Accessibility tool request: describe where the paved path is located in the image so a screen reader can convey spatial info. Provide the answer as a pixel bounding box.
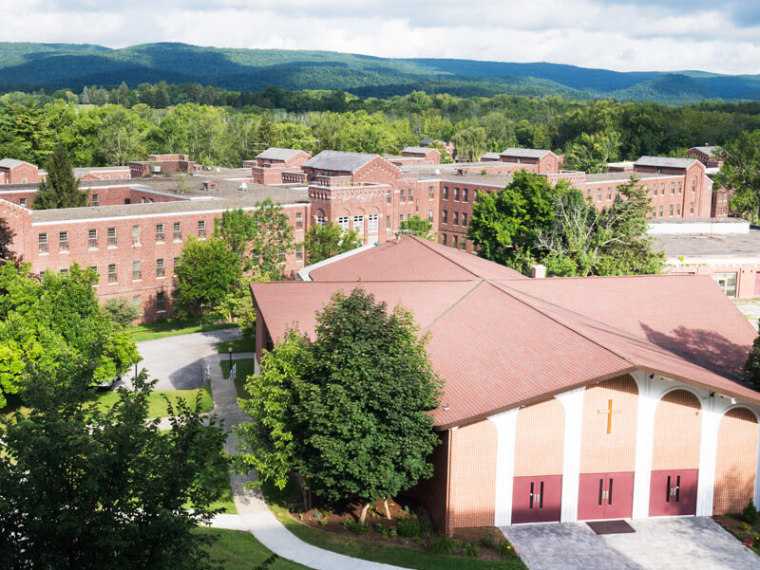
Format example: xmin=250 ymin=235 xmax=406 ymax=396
xmin=204 ymin=350 xmax=402 ymax=569
xmin=502 ymin=517 xmax=760 ymax=570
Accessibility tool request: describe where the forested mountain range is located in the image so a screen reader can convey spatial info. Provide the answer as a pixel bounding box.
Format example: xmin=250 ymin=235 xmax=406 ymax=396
xmin=2 ymin=42 xmax=760 ymax=105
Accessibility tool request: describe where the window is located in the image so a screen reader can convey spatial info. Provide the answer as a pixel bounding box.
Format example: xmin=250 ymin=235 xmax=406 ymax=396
xmin=473 ymin=189 xmax=478 ymax=201
xmin=408 ymin=188 xmax=413 ymax=201
xmin=59 ymin=231 xmax=69 ymax=252
xmin=89 ymin=265 xmax=98 ymax=279
xmin=88 ymin=229 xmax=97 ymax=249
xmin=19 ymin=198 xmax=27 ymax=207
xmin=690 ymin=202 xmax=694 ymax=214
xmin=660 ymin=183 xmax=665 ymax=195
xmin=198 ymin=220 xmax=206 ymax=239
xmin=132 ymin=225 xmax=141 ymax=246
xmin=156 ymin=258 xmax=165 ymax=278
xmin=399 ymin=214 xmax=405 ymax=223
xmin=155 ymin=223 xmax=165 ymax=242
xmin=296 ymin=248 xmax=303 ymax=261
xmin=107 ymin=227 xmax=116 ymax=247
xmin=353 ymin=215 xmax=364 ymax=232
xmin=463 ymin=189 xmax=469 ymax=202
xmin=678 ymin=182 xmax=682 ymax=194
xmin=454 ymin=187 xmax=460 ymax=201
xmin=428 ymin=210 xmax=433 ymax=221
xmin=462 ymin=213 xmax=468 ymax=226
xmin=316 ymin=215 xmax=326 ymax=226
xmin=400 ymin=189 xmax=406 ymax=203
xmin=133 ymin=296 xmax=142 ymax=311
xmin=108 ymin=263 xmax=117 ymax=284
xmin=441 ymin=233 xmax=447 ymax=246
xmin=676 ymin=204 xmax=681 ymax=215
xmin=156 ymin=291 xmax=166 ymax=313
xmin=387 ymin=191 xmax=392 ymax=204
xmin=173 ymin=222 xmax=181 ymax=241
xmin=442 ymin=210 xmax=448 ymax=224
xmin=173 ymin=257 xmax=180 ymax=274
xmin=671 ymin=182 xmax=675 ymax=194
xmin=607 ymin=187 xmax=612 ymax=200
xmin=132 ymin=261 xmax=142 ymax=281
xmin=59 ymin=268 xmax=69 ymax=276
xmin=91 ymin=194 xmax=99 ymax=207
xmin=338 ymin=216 xmax=349 ymax=233
xmin=691 ymin=180 xmax=696 ymax=193
xmin=386 ymin=216 xmax=391 ymax=230
xmin=713 ymin=272 xmax=737 ymax=298
xmin=295 ymin=212 xmax=303 ymax=229
xmin=669 ymin=204 xmax=674 ymax=217
xmin=429 ymin=186 xmax=434 ymax=199
xmin=587 ymin=189 xmax=592 ymax=199
xmin=453 ymin=212 xmax=459 ymax=225
xmin=452 ymin=235 xmax=458 ymax=248
xmin=443 ymin=186 xmax=449 ymax=200
xmin=368 ymin=214 xmax=378 ymax=233
xmin=461 ymin=238 xmax=467 ymax=251
xmin=659 ymin=205 xmax=663 ymax=216
xmin=597 ymin=188 xmax=602 ymax=202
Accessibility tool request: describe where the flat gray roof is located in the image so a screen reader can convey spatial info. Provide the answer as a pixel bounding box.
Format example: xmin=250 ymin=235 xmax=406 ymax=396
xmin=656 ymin=229 xmax=760 ymax=257
xmin=635 ymin=156 xmax=698 ymax=169
xmin=302 ymin=150 xmax=378 ymax=173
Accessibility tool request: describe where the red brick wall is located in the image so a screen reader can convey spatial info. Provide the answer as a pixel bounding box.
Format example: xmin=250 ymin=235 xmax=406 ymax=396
xmin=0 ymin=163 xmax=40 ymax=184
xmin=514 ymin=397 xmax=565 ymax=477
xmin=652 ymin=390 xmax=701 ymax=470
xmin=714 ymin=407 xmax=759 ymax=514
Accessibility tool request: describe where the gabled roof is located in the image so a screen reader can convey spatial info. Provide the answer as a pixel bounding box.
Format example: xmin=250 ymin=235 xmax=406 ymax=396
xmin=256 ymin=147 xmax=307 ymax=161
xmin=402 ymin=146 xmax=436 ymax=155
xmin=0 ymin=158 xmax=29 ymax=169
xmin=690 ymin=146 xmax=718 ymax=156
xmin=302 ymin=150 xmax=378 ymax=173
xmin=500 ymin=148 xmax=551 ymax=159
xmin=635 ymin=156 xmax=698 ymax=169
xmin=251 ymin=236 xmax=759 ymax=430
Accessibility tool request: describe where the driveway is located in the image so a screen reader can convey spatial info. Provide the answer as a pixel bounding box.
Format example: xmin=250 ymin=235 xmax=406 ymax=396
xmin=501 ymin=517 xmax=760 ymax=570
xmin=126 ymin=328 xmax=247 ymax=391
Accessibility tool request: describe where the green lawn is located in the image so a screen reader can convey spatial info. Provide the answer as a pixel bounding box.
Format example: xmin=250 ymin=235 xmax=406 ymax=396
xmin=196 ymin=527 xmax=308 ymax=569
xmin=130 ymin=318 xmax=236 ymax=342
xmin=1 ymin=385 xmax=214 ymax=421
xmin=220 ymin=358 xmax=255 ymax=400
xmin=263 ymin=483 xmax=525 ymax=570
xmin=216 ymin=337 xmax=255 ymax=355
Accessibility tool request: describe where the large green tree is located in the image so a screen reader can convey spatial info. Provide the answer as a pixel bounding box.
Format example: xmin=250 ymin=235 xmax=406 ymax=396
xmin=0 ymin=365 xmax=226 ymax=569
xmin=303 ymin=222 xmax=362 ymax=264
xmin=0 ymin=263 xmax=139 ymax=407
xmin=172 ymin=236 xmax=242 ymax=318
xmin=235 ymin=287 xmax=441 ymax=524
xmin=33 ymin=144 xmax=89 ymax=209
xmin=0 ymin=216 xmax=15 ymax=260
xmin=399 ymin=214 xmax=436 ymax=241
xmin=714 ymin=130 xmax=760 ymax=220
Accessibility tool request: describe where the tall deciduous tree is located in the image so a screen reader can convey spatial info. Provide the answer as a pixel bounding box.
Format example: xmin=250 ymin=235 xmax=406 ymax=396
xmin=235 ymin=287 xmax=441 ymax=524
xmin=173 ymin=236 xmax=242 ymax=318
xmin=714 ymin=130 xmax=760 ymax=220
xmin=304 ymin=222 xmax=362 ymax=264
xmin=0 ymin=366 xmax=226 ymax=569
xmin=33 ymin=144 xmax=89 ymax=209
xmin=0 ymin=216 xmax=16 ymax=260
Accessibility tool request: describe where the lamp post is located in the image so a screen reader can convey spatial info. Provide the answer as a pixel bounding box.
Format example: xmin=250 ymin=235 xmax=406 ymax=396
xmin=228 ymin=346 xmax=232 ymax=369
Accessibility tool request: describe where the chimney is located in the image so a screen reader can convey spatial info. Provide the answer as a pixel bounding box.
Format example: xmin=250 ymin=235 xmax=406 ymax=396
xmin=531 ymin=264 xmax=546 ymax=279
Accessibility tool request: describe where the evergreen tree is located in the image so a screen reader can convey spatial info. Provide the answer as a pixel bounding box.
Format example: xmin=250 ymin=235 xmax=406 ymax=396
xmin=743 ymin=334 xmax=760 ymax=391
xmin=33 ymin=144 xmax=89 ymax=209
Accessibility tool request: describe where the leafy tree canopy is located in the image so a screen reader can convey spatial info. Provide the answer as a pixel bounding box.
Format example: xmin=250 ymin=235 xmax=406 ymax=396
xmin=32 ymin=143 xmax=89 ymax=209
xmin=235 ymin=287 xmax=441 ymax=522
xmin=304 ymin=221 xmax=362 ymax=264
xmin=0 ymin=365 xmax=226 ymax=569
xmin=0 ymin=263 xmax=139 ymax=407
xmin=399 ymin=214 xmax=436 ymax=241
xmin=0 ymin=216 xmax=16 ymax=260
xmin=714 ymin=129 xmax=760 ymax=221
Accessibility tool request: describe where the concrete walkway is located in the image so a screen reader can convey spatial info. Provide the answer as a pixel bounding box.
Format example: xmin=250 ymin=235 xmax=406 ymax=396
xmin=502 ymin=517 xmax=760 ymax=570
xmin=206 ymin=352 xmax=403 ymax=570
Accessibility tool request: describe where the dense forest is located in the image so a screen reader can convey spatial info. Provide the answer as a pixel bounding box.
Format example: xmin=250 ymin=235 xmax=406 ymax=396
xmin=3 ymin=42 xmax=760 ymax=104
xmin=2 ymin=85 xmax=760 ymax=170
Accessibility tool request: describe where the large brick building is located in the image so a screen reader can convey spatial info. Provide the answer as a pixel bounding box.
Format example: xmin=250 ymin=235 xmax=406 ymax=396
xmin=0 ymin=145 xmax=738 ymax=322
xmin=251 ymin=236 xmax=760 ymax=533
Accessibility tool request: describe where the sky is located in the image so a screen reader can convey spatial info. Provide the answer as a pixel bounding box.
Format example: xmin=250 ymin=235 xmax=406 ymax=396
xmin=2 ymin=0 xmax=760 ymax=75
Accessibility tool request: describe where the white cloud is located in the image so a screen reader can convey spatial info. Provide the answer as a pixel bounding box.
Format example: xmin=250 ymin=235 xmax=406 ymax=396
xmin=0 ymin=0 xmax=758 ymax=74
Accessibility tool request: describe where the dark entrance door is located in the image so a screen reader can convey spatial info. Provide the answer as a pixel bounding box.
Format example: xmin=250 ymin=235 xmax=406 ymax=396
xmin=512 ymin=475 xmax=562 ymax=523
xmin=578 ymin=472 xmax=634 ymax=520
xmin=649 ymin=469 xmax=698 ymax=516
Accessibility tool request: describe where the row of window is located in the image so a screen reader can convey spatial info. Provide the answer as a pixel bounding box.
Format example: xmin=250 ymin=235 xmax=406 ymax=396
xmin=651 ymin=202 xmax=695 ymax=217
xmin=441 ymin=186 xmax=474 ymax=202
xmin=38 ymin=221 xmax=207 ymax=253
xmin=441 ymin=210 xmax=468 ymax=226
xmin=336 ymin=214 xmax=380 ymax=234
xmin=90 ymin=258 xmax=180 ymax=284
xmin=440 ymin=233 xmax=467 ymax=251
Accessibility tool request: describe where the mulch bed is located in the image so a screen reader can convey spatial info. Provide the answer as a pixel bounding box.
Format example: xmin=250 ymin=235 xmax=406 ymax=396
xmin=714 ymin=514 xmax=760 ymax=554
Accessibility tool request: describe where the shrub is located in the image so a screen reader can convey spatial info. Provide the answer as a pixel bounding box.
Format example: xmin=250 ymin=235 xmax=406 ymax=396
xmin=397 ymin=515 xmax=421 ymax=540
xmin=348 ymin=521 xmax=370 ymax=535
xmin=744 ymin=499 xmax=759 ymax=526
xmin=431 ymin=535 xmax=461 ymax=555
xmin=496 ymin=539 xmax=518 ymax=560
xmin=387 ymin=526 xmax=398 ymax=539
xmin=102 ymin=297 xmax=141 ymax=328
xmin=480 ymin=532 xmax=498 ymax=549
xmin=464 ymin=540 xmax=480 ymax=558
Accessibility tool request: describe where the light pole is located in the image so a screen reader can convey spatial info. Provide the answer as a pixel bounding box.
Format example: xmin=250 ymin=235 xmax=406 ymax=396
xmin=228 ymin=346 xmax=232 ymax=371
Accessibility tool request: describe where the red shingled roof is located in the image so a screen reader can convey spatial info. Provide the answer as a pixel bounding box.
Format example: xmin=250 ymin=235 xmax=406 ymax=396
xmin=252 ymin=236 xmax=759 ymax=429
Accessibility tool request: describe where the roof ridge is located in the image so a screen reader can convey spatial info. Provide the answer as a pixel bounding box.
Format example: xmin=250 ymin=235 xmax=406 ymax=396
xmin=407 ymin=236 xmax=485 ymax=280
xmin=488 ymin=280 xmax=636 ymax=368
xmin=422 ymin=280 xmax=485 ymax=332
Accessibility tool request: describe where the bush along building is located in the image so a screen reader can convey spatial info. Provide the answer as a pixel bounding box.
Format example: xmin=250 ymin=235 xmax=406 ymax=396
xmin=0 ymin=144 xmax=740 ymax=322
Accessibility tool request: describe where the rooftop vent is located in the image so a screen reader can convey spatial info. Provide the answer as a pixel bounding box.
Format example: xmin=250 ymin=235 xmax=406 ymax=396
xmin=238 ymin=182 xmax=248 ymax=192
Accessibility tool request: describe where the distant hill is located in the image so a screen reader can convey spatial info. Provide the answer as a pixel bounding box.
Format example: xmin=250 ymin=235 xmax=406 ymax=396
xmin=0 ymin=41 xmax=758 ymax=104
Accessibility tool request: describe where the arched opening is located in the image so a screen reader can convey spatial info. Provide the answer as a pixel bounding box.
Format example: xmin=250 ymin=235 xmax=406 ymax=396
xmin=714 ymin=407 xmax=759 ymax=514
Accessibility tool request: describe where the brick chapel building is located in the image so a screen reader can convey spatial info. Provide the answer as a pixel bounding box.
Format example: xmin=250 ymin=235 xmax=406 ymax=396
xmin=251 ymin=236 xmax=760 ymax=534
